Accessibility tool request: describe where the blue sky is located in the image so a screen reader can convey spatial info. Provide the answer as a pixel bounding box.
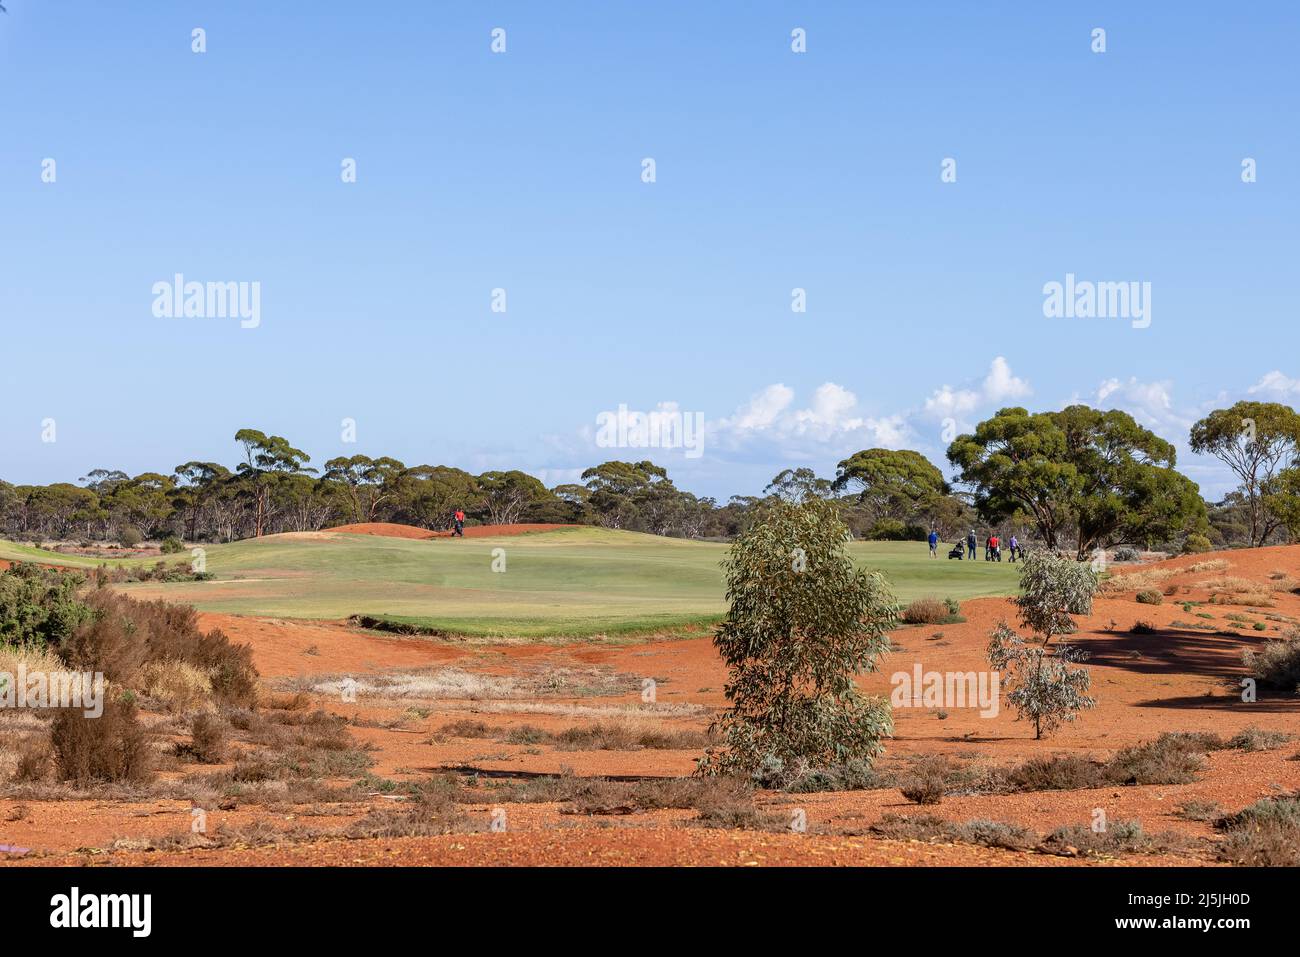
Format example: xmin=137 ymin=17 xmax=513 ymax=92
xmin=1 ymin=1 xmax=1296 ymax=500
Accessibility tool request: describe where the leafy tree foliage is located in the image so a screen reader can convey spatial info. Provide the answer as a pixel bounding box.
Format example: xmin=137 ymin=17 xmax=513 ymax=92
xmin=833 ymin=449 xmax=946 ymax=520
xmin=9 ymin=401 xmax=1296 ymax=552
xmin=234 ymin=430 xmax=315 ymax=537
xmin=698 ymin=498 xmax=897 ymax=777
xmin=579 ymin=460 xmax=693 ymax=533
xmin=476 ymin=470 xmax=551 ymax=526
xmin=0 ymin=564 xmax=91 ymax=649
xmin=390 ymin=465 xmax=479 ymax=530
xmin=764 ymin=467 xmax=833 ymax=504
xmin=1190 ymin=401 xmax=1300 ymax=546
xmin=322 ymin=455 xmax=407 ymax=524
xmin=988 ymin=623 xmax=1095 ymax=740
xmin=949 ymin=405 xmax=1205 ymax=557
xmin=987 ymin=552 xmax=1098 ymax=745
xmin=1266 ymin=466 xmax=1300 ymax=544
xmin=1014 ymin=548 xmax=1098 ymax=644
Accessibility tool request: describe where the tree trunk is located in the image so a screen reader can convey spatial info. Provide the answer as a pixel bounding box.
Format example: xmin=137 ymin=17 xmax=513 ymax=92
xmin=255 ymin=487 xmax=266 ymax=537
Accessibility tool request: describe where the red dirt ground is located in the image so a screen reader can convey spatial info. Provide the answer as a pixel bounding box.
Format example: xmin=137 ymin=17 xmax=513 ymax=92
xmin=4 ymin=544 xmax=1299 ymax=867
xmin=0 ymin=559 xmax=66 ymax=572
xmin=328 ymin=522 xmax=579 ymax=539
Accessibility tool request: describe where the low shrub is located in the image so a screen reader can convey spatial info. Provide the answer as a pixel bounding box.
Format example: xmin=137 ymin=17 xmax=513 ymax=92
xmin=61 ymin=591 xmax=258 ymax=706
xmin=1218 ymin=827 xmax=1300 ymax=866
xmin=137 ymin=661 xmax=213 ymax=711
xmin=1226 ymin=726 xmax=1292 ymax=752
xmin=1041 ymin=820 xmax=1191 ymax=858
xmin=957 ymin=819 xmax=1038 ymax=850
xmin=1175 ymin=800 xmax=1222 ymax=822
xmin=50 ymin=696 xmax=153 ymax=785
xmin=1182 ymin=534 xmax=1212 ymax=554
xmin=13 ymin=736 xmax=52 ymax=783
xmin=1215 ymin=796 xmax=1300 ymax=866
xmin=553 ymin=721 xmax=709 ymax=751
xmin=899 ymin=755 xmax=952 ymax=805
xmin=751 ymin=754 xmax=889 ymax=792
xmin=0 ymin=564 xmax=91 ymax=650
xmin=502 ymin=724 xmax=549 ymax=745
xmin=182 ymin=712 xmax=228 ymax=764
xmin=870 ymin=814 xmax=1037 ymax=851
xmin=981 ymin=732 xmax=1217 ymax=794
xmin=991 ymin=753 xmax=1103 ymax=793
xmin=865 ymin=519 xmax=926 ymax=542
xmin=1105 ymin=734 xmax=1205 ymax=785
xmin=691 ymin=776 xmax=782 ymax=830
xmin=438 ymin=720 xmax=493 ymax=739
xmin=345 ymin=776 xmax=473 ymax=838
xmin=901 ymin=598 xmax=950 ymax=625
xmin=1243 ymin=632 xmax=1300 ymax=691
xmin=1217 ymin=795 xmax=1300 ymax=832
xmin=1135 ymin=590 xmax=1163 ymax=605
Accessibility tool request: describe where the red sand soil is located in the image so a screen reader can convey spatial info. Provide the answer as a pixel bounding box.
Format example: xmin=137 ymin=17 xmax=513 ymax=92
xmin=0 ymin=559 xmax=69 ymax=571
xmin=328 ymin=522 xmax=578 ymax=539
xmin=5 ymin=544 xmax=1299 ymax=867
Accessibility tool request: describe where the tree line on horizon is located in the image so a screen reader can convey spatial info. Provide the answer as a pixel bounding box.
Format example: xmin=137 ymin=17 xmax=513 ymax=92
xmin=3 ymin=401 xmax=1299 ymax=556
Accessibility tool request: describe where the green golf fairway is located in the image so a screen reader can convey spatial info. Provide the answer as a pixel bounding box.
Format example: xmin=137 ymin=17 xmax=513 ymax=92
xmin=0 ymin=528 xmax=1019 ymax=638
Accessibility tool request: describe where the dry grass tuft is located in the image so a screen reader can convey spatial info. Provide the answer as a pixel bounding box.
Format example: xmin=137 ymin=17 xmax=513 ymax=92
xmin=900 ymin=598 xmax=950 ymax=625
xmin=1197 ymin=576 xmax=1261 ymax=593
xmin=1099 ymin=568 xmax=1177 ymax=594
xmin=137 ymin=661 xmax=213 ymax=712
xmin=1208 ymin=591 xmax=1275 ymax=608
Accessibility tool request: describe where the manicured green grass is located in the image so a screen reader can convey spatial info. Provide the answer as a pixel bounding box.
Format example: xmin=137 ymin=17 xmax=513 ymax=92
xmin=0 ymin=528 xmax=1019 ymax=638
xmin=0 ymin=540 xmax=190 ymax=570
xmin=0 ymin=540 xmax=156 ymax=568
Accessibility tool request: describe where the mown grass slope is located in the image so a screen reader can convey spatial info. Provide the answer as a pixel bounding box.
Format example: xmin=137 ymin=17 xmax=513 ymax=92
xmin=0 ymin=528 xmax=1019 ymax=637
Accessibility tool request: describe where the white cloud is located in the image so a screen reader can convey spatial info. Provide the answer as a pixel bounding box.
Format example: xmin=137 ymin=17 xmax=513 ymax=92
xmin=984 ymin=356 xmax=1032 ymax=402
xmin=728 ymin=383 xmax=794 ymax=431
xmin=1086 ymin=376 xmax=1199 ymax=439
xmin=707 ymin=357 xmax=1028 ymax=479
xmin=922 ymin=356 xmax=1031 ymax=425
xmin=1080 ymin=376 xmax=1245 ymax=496
xmin=715 ymin=382 xmax=909 ymax=452
xmin=547 ymin=363 xmax=1283 ymax=501
xmin=1095 ymin=376 xmax=1173 ymax=414
xmin=1247 ymin=370 xmax=1300 ymax=396
xmin=787 ymin=383 xmax=864 ymax=438
xmin=922 ymin=384 xmax=981 ymax=420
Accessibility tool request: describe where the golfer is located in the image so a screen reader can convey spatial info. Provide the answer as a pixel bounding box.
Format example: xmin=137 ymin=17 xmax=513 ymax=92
xmin=928 ymin=528 xmax=939 ymax=558
xmin=453 ymin=508 xmax=465 ymax=537
xmin=1009 ymin=534 xmax=1019 ymax=562
xmin=967 ymin=529 xmax=977 ymax=560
